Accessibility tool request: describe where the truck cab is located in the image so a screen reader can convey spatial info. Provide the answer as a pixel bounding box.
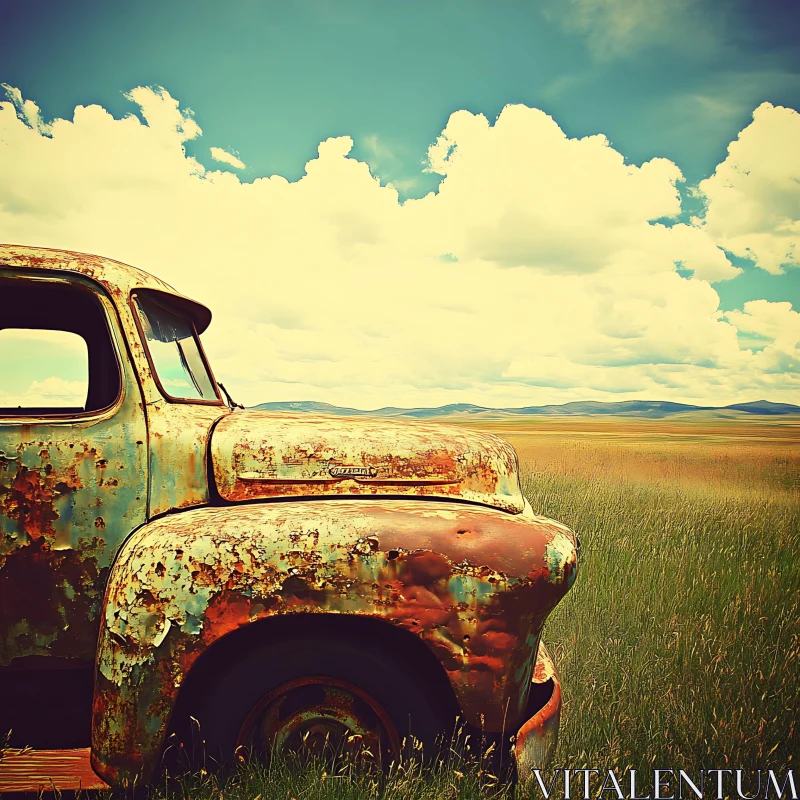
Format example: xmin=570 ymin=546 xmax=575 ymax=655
xmin=0 ymin=244 xmax=577 ymax=790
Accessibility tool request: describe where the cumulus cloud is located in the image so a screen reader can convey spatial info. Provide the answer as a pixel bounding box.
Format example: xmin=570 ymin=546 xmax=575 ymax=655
xmin=1 ymin=82 xmax=52 ymax=134
xmin=0 ymin=84 xmax=795 ymax=407
xmin=725 ymin=300 xmax=800 ymax=373
xmin=0 ymin=377 xmax=88 ymax=408
xmin=125 ymin=85 xmax=202 ymax=141
xmin=210 ymin=147 xmax=246 ymax=169
xmin=698 ymin=102 xmax=800 ymax=275
xmin=420 ymin=106 xmax=736 ymax=278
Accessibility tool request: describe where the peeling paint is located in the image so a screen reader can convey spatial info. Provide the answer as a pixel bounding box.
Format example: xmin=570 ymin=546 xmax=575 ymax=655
xmin=92 ymin=499 xmax=577 ymax=783
xmin=212 ymin=411 xmax=524 ymax=512
xmin=147 ymin=402 xmax=226 ymax=516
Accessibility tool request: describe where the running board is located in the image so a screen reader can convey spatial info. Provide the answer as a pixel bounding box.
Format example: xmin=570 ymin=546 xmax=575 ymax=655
xmin=0 ymin=748 xmax=109 ymax=792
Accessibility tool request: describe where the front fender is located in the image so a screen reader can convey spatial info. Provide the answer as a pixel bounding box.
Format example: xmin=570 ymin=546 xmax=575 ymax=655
xmin=91 ymin=499 xmax=576 ymax=785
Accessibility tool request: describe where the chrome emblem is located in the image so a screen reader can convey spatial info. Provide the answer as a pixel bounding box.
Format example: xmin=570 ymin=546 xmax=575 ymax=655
xmin=329 ymin=465 xmax=378 ymax=479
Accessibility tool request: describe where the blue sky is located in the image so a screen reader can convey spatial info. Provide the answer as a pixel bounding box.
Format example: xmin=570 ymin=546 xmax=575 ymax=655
xmin=1 ymin=0 xmax=799 ymax=406
xmin=4 ymin=0 xmax=798 ymax=179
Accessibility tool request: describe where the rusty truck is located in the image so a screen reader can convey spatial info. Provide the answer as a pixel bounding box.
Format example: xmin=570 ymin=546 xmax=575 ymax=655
xmin=0 ymin=244 xmax=578 ymax=791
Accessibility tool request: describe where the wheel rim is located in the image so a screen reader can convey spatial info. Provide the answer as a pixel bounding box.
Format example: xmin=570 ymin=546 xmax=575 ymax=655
xmin=236 ymin=676 xmax=402 ymax=768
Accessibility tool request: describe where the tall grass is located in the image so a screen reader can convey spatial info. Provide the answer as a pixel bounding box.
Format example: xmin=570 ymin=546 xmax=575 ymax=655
xmin=145 ymin=737 xmax=507 ymax=800
xmin=513 ymin=432 xmax=800 ymax=780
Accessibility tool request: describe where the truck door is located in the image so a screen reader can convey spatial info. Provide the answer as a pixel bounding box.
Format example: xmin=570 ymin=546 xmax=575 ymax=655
xmin=0 ymin=272 xmax=149 ymax=672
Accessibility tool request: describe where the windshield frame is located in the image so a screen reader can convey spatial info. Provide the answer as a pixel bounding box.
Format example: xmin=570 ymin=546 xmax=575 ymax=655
xmin=130 ymin=290 xmax=224 ymax=406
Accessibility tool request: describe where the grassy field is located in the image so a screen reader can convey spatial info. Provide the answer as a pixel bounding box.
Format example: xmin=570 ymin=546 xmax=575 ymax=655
xmin=479 ymin=415 xmax=800 ymax=781
xmin=17 ymin=414 xmax=800 ymax=799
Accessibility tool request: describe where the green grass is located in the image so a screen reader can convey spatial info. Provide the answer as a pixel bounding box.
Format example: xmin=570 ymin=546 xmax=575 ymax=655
xmin=142 ymin=741 xmax=509 ymax=800
xmin=525 ymin=466 xmax=799 ymax=776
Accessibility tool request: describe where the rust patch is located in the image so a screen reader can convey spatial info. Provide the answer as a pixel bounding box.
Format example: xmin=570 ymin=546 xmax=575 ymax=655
xmin=516 ymin=643 xmax=561 ymax=780
xmin=92 ymin=498 xmax=577 ymax=784
xmin=147 ymin=403 xmax=226 ymax=516
xmin=1 ymin=411 xmax=148 ymax=665
xmin=211 ymin=411 xmax=525 ymax=512
xmin=0 ymin=455 xmax=105 ymax=661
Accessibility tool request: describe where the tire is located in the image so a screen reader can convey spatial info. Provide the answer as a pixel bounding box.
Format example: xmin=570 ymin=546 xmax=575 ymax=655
xmin=167 ymin=630 xmax=453 ymax=773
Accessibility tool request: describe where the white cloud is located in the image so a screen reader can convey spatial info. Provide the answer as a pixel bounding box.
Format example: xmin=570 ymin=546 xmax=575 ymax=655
xmin=0 ymin=377 xmax=87 ymax=408
xmin=1 ymin=82 xmax=52 ymax=135
xmin=0 ymin=85 xmax=795 ymax=408
xmin=210 ymin=147 xmax=246 ymax=169
xmin=125 ymin=85 xmax=201 ymax=142
xmin=698 ymin=102 xmax=800 ymax=275
xmin=659 ymin=223 xmax=741 ymax=281
xmin=725 ymin=301 xmax=800 ymax=373
xmin=420 ymin=106 xmax=691 ymax=274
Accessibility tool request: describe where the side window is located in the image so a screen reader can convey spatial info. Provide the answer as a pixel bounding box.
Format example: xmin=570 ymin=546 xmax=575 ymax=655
xmin=0 ymin=278 xmax=121 ymax=416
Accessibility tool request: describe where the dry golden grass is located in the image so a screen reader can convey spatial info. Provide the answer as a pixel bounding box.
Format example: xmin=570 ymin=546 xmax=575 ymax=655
xmin=458 ymin=415 xmax=800 ymax=498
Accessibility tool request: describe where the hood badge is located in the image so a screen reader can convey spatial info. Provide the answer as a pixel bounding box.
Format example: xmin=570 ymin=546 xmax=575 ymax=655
xmin=329 ymin=465 xmax=378 ymax=479
xmin=238 ymin=464 xmax=459 ymax=486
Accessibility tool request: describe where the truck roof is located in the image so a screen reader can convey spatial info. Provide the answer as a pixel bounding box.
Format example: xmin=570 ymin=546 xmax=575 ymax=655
xmin=0 ymin=243 xmax=212 ymax=333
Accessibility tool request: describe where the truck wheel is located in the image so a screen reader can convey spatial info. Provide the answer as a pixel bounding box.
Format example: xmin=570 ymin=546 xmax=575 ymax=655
xmin=173 ymin=633 xmax=452 ymax=772
xmin=237 ymin=675 xmax=401 ymax=767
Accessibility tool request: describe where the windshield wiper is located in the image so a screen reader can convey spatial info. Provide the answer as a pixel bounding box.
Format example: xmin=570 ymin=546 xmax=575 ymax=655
xmin=218 ymin=382 xmax=245 ymax=411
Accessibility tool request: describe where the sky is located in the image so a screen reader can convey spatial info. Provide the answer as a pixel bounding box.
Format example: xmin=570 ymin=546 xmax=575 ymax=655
xmin=1 ymin=0 xmax=799 ymax=408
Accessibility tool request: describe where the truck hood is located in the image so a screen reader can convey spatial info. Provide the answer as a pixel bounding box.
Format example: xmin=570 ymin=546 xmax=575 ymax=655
xmin=210 ymin=410 xmax=525 ymax=514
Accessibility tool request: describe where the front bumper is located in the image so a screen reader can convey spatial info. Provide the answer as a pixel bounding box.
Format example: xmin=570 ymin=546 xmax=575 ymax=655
xmin=514 ymin=642 xmax=562 ymax=782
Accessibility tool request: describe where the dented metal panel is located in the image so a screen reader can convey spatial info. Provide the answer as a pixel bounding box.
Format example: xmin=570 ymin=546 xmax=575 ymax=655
xmin=147 ymin=402 xmax=227 ymax=516
xmin=516 ymin=642 xmax=562 ymax=779
xmin=92 ymin=499 xmax=577 ymax=784
xmin=212 ymin=411 xmax=525 ymax=513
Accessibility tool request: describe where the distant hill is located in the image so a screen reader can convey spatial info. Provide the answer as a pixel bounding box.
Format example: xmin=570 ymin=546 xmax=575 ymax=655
xmin=252 ymin=399 xmax=800 ymax=419
xmin=723 ymin=400 xmax=800 ymax=415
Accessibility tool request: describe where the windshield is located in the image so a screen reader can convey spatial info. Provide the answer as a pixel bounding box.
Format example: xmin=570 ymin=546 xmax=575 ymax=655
xmin=134 ymin=293 xmax=219 ymax=402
